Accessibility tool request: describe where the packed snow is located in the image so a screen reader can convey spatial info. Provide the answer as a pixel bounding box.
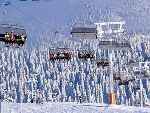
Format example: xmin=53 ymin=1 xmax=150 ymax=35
xmin=1 ymin=102 xmax=150 ymax=113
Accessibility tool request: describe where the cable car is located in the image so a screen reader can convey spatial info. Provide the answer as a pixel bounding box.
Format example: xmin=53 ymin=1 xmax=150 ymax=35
xmin=113 ymin=74 xmax=121 ymax=81
xmin=98 ymin=40 xmax=131 ymax=50
xmin=78 ymin=49 xmax=95 ymax=60
xmin=96 ymin=59 xmax=110 ymax=68
xmin=70 ymin=26 xmax=97 ymax=39
xmin=0 ymin=24 xmax=27 ymax=46
xmin=49 ymin=48 xmax=72 ymax=61
xmin=118 ymin=80 xmax=129 ymax=85
xmin=118 ymin=76 xmax=135 ymax=86
xmin=134 ymin=70 xmax=145 ymax=76
xmin=133 ymin=84 xmax=140 ymax=90
xmin=49 ymin=48 xmax=56 ymax=61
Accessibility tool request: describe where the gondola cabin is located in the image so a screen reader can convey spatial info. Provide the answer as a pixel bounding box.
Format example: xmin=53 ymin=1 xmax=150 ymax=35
xmin=118 ymin=80 xmax=129 ymax=86
xmin=133 ymin=84 xmax=140 ymax=90
xmin=134 ymin=70 xmax=145 ymax=75
xmin=95 ymin=21 xmax=125 ymax=38
xmin=98 ymin=40 xmax=131 ymax=50
xmin=96 ymin=59 xmax=110 ymax=68
xmin=78 ymin=49 xmax=95 ymax=60
xmin=49 ymin=48 xmax=72 ymax=61
xmin=49 ymin=48 xmax=56 ymax=61
xmin=118 ymin=76 xmax=135 ymax=86
xmin=71 ymin=26 xmax=97 ymax=39
xmin=113 ymin=73 xmax=121 ymax=81
xmin=0 ymin=24 xmax=27 ymax=46
xmin=128 ymin=59 xmax=137 ymax=66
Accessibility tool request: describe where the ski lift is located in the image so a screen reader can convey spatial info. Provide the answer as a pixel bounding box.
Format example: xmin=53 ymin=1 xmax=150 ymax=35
xmin=96 ymin=59 xmax=110 ymax=68
xmin=0 ymin=24 xmax=27 ymax=46
xmin=49 ymin=48 xmax=72 ymax=61
xmin=134 ymin=70 xmax=145 ymax=76
xmin=113 ymin=73 xmax=121 ymax=81
xmin=78 ymin=49 xmax=95 ymax=60
xmin=128 ymin=59 xmax=136 ymax=66
xmin=98 ymin=40 xmax=131 ymax=49
xmin=49 ymin=48 xmax=56 ymax=61
xmin=71 ymin=26 xmax=97 ymax=39
xmin=118 ymin=80 xmax=129 ymax=86
xmin=95 ymin=21 xmax=125 ymax=38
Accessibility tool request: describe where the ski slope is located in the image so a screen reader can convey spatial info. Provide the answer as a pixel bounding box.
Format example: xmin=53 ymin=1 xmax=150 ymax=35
xmin=1 ymin=102 xmax=150 ymax=113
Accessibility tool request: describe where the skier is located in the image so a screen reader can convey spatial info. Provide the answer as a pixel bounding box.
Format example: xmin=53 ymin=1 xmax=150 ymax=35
xmin=30 ymin=98 xmax=34 ymax=103
xmin=79 ymin=96 xmax=82 ymax=103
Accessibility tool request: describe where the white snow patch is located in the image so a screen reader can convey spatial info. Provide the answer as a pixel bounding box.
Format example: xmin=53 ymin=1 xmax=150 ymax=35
xmin=1 ymin=102 xmax=150 ymax=113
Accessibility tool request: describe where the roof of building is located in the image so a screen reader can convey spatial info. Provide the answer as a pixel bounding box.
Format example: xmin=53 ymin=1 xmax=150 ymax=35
xmin=71 ymin=27 xmax=97 ymax=34
xmin=98 ymin=41 xmax=131 ymax=48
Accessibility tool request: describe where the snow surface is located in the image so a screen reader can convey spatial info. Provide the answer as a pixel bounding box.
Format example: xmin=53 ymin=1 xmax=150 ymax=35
xmin=1 ymin=102 xmax=150 ymax=113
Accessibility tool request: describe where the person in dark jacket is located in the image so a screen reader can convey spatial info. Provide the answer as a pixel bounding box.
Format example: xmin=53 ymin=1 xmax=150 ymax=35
xmin=79 ymin=96 xmax=82 ymax=103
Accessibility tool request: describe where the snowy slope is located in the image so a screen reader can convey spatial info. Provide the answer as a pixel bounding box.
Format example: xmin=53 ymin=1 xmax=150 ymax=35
xmin=0 ymin=39 xmax=150 ymax=106
xmin=2 ymin=102 xmax=150 ymax=113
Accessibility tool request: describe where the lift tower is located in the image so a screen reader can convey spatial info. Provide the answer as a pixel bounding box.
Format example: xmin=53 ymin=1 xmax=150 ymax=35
xmin=95 ymin=21 xmax=132 ymax=104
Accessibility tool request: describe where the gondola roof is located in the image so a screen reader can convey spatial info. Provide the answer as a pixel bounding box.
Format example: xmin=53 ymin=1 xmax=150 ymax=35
xmin=71 ymin=27 xmax=97 ymax=34
xmin=0 ymin=24 xmax=26 ymax=35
